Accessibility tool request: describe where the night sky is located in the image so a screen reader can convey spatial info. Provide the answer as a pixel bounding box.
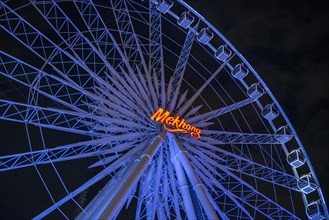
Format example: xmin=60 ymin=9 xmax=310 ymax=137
xmin=0 ymin=0 xmax=328 ymax=219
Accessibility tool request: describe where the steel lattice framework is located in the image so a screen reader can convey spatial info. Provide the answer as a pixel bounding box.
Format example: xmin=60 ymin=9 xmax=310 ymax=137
xmin=0 ymin=0 xmax=327 ymax=219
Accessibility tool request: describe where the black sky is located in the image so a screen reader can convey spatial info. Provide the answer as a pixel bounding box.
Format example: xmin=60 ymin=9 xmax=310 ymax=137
xmin=0 ymin=0 xmax=328 ymax=219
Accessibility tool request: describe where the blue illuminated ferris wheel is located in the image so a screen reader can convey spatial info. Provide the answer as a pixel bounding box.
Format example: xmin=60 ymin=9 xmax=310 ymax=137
xmin=0 ymin=0 xmax=327 ymax=219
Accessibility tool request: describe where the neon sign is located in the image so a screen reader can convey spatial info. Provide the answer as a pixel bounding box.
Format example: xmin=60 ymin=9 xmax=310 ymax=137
xmin=150 ymin=108 xmax=201 ymax=139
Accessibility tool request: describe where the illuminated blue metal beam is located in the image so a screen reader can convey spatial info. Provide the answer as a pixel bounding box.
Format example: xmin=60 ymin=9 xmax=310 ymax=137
xmin=198 ymin=130 xmax=293 ymax=145
xmin=0 ymin=52 xmax=152 ymax=131
xmin=189 ymin=154 xmax=250 ymax=219
xmin=0 ymin=2 xmax=105 ymax=92
xmin=149 ymin=1 xmax=164 ymax=85
xmin=169 ymin=24 xmax=198 ymax=112
xmin=0 ymin=51 xmax=101 ymax=113
xmin=0 ymin=99 xmax=93 ymax=135
xmin=0 ymin=140 xmax=107 ymax=172
xmin=186 ymin=142 xmax=299 ymax=191
xmin=33 ymin=164 xmax=129 ymax=220
xmin=177 ymin=54 xmax=235 ymax=116
xmin=74 ymin=0 xmax=159 ymax=113
xmin=30 ymin=0 xmax=117 ymax=89
xmin=0 ymin=134 xmax=149 ymax=172
xmin=0 ymin=99 xmax=147 ymax=135
xmin=109 ymin=0 xmax=159 ymax=112
xmin=104 ymin=66 xmax=156 ymax=115
xmin=187 ymin=95 xmax=262 ymax=125
xmin=110 ymin=0 xmax=149 ymax=75
xmin=74 ymin=0 xmax=143 ymax=88
xmin=216 ymin=167 xmax=299 ymax=219
xmin=73 ymin=1 xmax=152 ymax=104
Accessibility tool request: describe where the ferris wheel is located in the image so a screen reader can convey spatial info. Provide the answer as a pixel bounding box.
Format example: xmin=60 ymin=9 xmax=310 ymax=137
xmin=0 ymin=0 xmax=328 ymax=219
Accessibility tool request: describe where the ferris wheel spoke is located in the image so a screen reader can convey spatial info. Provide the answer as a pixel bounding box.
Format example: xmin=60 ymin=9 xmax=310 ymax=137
xmin=31 ymin=1 xmax=123 ymax=88
xmin=216 ymin=167 xmax=299 ymax=219
xmin=188 ymin=155 xmax=221 ymax=195
xmin=187 ymin=95 xmax=261 ymax=125
xmin=175 ymin=89 xmax=189 ymax=111
xmin=160 ymin=64 xmax=167 ymax=108
xmin=186 ymin=142 xmax=298 ymax=191
xmin=92 ymin=85 xmax=149 ymax=122
xmin=75 ymin=2 xmax=151 ymax=103
xmin=171 ymin=24 xmax=198 ymax=86
xmin=149 ymin=2 xmax=164 ymax=82
xmin=187 ymin=134 xmax=285 ymax=174
xmin=177 ymin=54 xmax=235 ymax=116
xmin=152 ymin=69 xmax=160 ymax=103
xmin=137 ymin=64 xmax=158 ymax=111
xmin=166 ymin=76 xmax=174 ymax=104
xmin=34 ymin=0 xmax=149 ymax=96
xmin=2 ymin=54 xmax=122 ymax=117
xmin=202 ymin=187 xmax=230 ymax=220
xmin=0 ymin=51 xmax=126 ymax=117
xmin=0 ymin=138 xmax=108 ymax=172
xmin=131 ymin=66 xmax=154 ymax=112
xmin=0 ymin=99 xmax=99 ymax=135
xmin=110 ymin=0 xmax=148 ymax=76
xmin=0 ymin=98 xmax=148 ymax=135
xmin=34 ymin=163 xmax=128 ymax=220
xmin=169 ymin=24 xmax=198 ymax=112
xmin=91 ymin=85 xmax=146 ymax=120
xmin=199 ymin=130 xmax=293 ymax=145
xmin=115 ymin=66 xmax=155 ymax=115
xmin=189 ymin=155 xmax=252 ymax=219
xmin=101 ymin=70 xmax=144 ymax=108
xmin=73 ymin=1 xmax=133 ymax=75
xmin=0 ymin=133 xmax=149 ymax=172
xmin=113 ymin=66 xmax=145 ymax=102
xmin=187 ymin=146 xmax=226 ymax=180
xmin=226 ymin=162 xmax=298 ymax=191
xmin=184 ymin=104 xmax=203 ymax=118
xmin=0 ymin=2 xmax=106 ymax=91
xmin=114 ymin=1 xmax=163 ymax=111
xmin=85 ymin=100 xmax=148 ymax=128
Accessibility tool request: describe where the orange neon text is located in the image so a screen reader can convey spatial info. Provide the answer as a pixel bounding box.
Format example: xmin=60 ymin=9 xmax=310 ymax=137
xmin=150 ymin=108 xmax=201 ymax=138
